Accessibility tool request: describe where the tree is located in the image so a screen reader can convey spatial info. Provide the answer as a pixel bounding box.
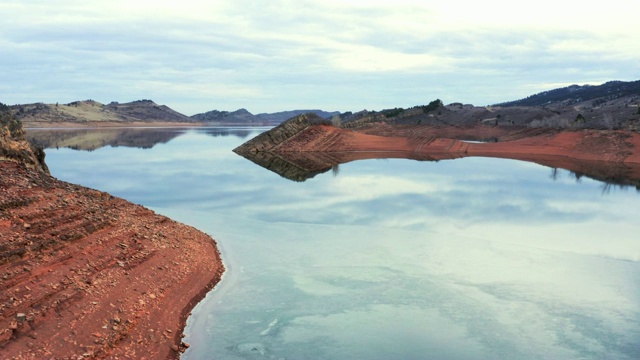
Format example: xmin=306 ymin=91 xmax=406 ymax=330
xmin=383 ymin=108 xmax=405 ymax=118
xmin=422 ymin=99 xmax=443 ymax=113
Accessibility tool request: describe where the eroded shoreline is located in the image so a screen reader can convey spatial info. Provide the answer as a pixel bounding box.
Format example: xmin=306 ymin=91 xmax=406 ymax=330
xmin=234 ymin=115 xmax=640 ymax=183
xmin=0 ymin=161 xmax=224 ymax=359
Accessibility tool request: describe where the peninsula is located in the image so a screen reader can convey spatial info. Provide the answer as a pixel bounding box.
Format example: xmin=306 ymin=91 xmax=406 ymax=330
xmin=234 ymin=81 xmax=640 ymax=185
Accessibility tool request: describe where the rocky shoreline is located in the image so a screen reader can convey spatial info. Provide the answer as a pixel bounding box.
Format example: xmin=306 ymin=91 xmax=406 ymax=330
xmin=0 ymin=161 xmax=224 ymax=359
xmin=1 ymin=113 xmax=224 ymax=358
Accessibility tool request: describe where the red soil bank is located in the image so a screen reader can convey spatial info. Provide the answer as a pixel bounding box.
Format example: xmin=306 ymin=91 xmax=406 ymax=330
xmin=278 ymin=124 xmax=640 ymax=166
xmin=0 ymin=161 xmax=223 ymax=359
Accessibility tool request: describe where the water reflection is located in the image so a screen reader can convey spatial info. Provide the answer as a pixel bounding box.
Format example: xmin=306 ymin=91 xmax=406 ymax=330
xmin=202 ymin=128 xmax=252 ymax=139
xmin=39 ymin=128 xmax=640 ymax=360
xmin=33 ymin=126 xmax=640 ymax=191
xmin=26 ymin=126 xmax=255 ymax=151
xmin=235 ymin=147 xmax=640 ymax=191
xmin=550 ymin=167 xmax=640 ymax=193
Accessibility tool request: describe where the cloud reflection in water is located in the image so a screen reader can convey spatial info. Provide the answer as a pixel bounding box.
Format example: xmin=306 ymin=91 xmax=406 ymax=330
xmin=40 ymin=128 xmax=640 ymax=360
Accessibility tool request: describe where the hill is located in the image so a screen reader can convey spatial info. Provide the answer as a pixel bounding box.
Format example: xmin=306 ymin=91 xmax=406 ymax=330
xmin=337 ymin=81 xmax=640 ymax=131
xmin=494 ymin=80 xmax=640 ymax=107
xmin=6 ymin=79 xmax=640 ymax=129
xmin=7 ymin=98 xmax=341 ymax=127
xmin=190 ymin=108 xmax=339 ymax=125
xmin=190 ymin=108 xmax=258 ymax=124
xmin=255 ymin=109 xmax=340 ymax=124
xmin=10 ymin=99 xmax=195 ymax=127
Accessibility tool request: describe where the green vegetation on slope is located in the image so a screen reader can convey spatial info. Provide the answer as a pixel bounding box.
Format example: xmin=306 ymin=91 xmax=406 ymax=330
xmin=0 ymin=102 xmax=48 ymax=172
xmin=1 ymin=102 xmax=25 ymax=139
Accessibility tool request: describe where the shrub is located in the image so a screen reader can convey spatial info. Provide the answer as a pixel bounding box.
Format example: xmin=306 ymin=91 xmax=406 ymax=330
xmin=383 ymin=108 xmax=405 ymax=118
xmin=421 ymin=99 xmax=444 ymax=113
xmin=0 ymin=102 xmax=25 ymax=139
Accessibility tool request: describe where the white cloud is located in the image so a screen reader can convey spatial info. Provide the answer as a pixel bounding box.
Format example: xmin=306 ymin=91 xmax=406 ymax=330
xmin=1 ymin=0 xmax=639 ymax=113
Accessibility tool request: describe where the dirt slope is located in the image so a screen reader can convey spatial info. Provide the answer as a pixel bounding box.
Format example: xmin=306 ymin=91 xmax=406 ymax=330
xmin=0 ymin=162 xmax=223 ymax=359
xmin=1 ymin=107 xmax=224 ymax=359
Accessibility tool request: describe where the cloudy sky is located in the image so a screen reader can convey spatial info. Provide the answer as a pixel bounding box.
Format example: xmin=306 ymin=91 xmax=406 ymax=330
xmin=1 ymin=0 xmax=639 ymax=115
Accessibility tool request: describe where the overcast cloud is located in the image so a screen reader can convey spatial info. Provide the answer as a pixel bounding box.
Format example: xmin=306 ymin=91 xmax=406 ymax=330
xmin=1 ymin=0 xmax=638 ymax=114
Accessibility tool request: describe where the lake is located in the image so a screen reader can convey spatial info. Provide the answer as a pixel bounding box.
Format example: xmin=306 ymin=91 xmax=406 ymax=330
xmin=30 ymin=127 xmax=640 ymax=360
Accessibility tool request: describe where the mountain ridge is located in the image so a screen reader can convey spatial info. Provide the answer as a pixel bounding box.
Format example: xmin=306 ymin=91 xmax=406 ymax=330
xmin=9 ymin=99 xmax=341 ymax=127
xmin=336 ymin=80 xmax=640 ymax=131
xmin=5 ymin=79 xmax=640 ymax=128
xmin=10 ymin=99 xmax=194 ymax=127
xmin=494 ymin=80 xmax=640 ymax=107
xmin=190 ymin=108 xmax=340 ymax=124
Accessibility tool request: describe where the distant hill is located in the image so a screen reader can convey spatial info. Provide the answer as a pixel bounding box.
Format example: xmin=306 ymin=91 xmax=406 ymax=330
xmin=7 ymin=79 xmax=640 ymax=130
xmin=255 ymin=110 xmax=340 ymax=124
xmin=338 ymin=80 xmax=640 ymax=131
xmin=494 ymin=80 xmax=640 ymax=107
xmin=10 ymin=99 xmax=195 ymax=127
xmin=191 ymin=108 xmax=339 ymax=125
xmin=190 ymin=108 xmax=258 ymax=123
xmin=103 ymin=100 xmax=192 ymax=122
xmin=9 ymin=98 xmax=341 ymax=127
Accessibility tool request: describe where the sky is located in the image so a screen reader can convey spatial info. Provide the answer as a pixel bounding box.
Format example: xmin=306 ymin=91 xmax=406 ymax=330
xmin=1 ymin=0 xmax=639 ymax=115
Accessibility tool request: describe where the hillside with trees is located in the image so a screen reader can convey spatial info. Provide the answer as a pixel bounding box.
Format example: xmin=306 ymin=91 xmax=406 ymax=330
xmin=337 ymin=81 xmax=640 ymax=131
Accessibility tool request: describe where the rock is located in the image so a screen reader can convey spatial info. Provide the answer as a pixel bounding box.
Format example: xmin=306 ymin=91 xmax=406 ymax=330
xmin=233 ymin=113 xmax=328 ymax=154
xmin=0 ymin=329 xmax=13 ymax=342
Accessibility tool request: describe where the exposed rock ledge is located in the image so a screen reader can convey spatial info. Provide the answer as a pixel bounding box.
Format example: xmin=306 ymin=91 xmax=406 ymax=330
xmin=1 ymin=112 xmax=223 ymax=358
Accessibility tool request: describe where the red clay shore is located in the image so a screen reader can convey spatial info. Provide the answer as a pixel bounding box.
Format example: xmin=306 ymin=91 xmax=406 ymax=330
xmin=0 ymin=161 xmax=223 ymax=359
xmin=235 ymin=118 xmax=640 ymax=182
xmin=278 ymin=123 xmax=640 ymax=169
xmin=276 ymin=123 xmax=640 ymax=164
